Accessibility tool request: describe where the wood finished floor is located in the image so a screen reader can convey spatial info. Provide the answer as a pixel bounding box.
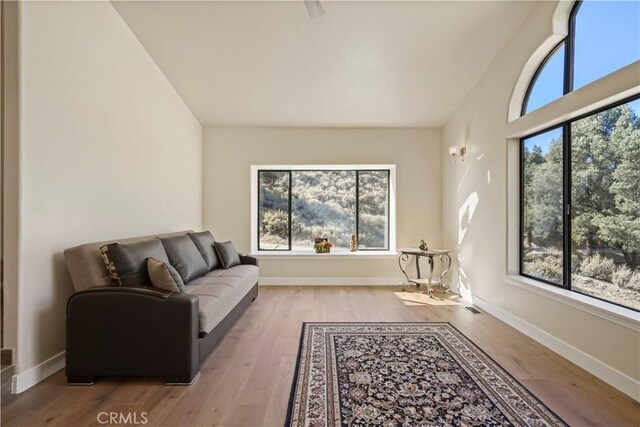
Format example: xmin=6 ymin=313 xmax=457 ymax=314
xmin=1 ymin=286 xmax=638 ymax=426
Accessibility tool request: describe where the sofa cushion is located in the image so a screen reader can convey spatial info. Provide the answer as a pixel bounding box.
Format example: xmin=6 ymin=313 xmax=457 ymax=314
xmin=214 ymin=241 xmax=242 ymax=269
xmin=160 ymin=235 xmax=209 ymax=283
xmin=188 ymin=231 xmax=220 ymax=271
xmin=101 ymin=239 xmax=170 ymax=287
xmin=147 ymin=257 xmax=185 ymax=293
xmin=184 ymin=264 xmax=259 ymax=333
xmin=206 ymin=264 xmax=259 ymax=279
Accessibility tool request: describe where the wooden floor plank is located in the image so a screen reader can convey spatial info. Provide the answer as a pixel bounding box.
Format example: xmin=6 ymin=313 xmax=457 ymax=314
xmin=1 ymin=286 xmax=638 ymax=426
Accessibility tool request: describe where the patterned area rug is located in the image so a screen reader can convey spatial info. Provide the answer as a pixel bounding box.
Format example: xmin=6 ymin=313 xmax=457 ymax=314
xmin=286 ymin=322 xmax=566 ymax=427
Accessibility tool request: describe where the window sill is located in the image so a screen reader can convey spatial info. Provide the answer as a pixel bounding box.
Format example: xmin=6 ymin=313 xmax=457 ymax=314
xmin=505 ymin=275 xmax=640 ymax=331
xmin=251 ymin=250 xmax=398 ymax=260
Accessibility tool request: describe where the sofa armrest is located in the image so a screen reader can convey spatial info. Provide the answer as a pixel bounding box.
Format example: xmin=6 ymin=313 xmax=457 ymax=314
xmin=239 ymin=254 xmax=258 ymax=266
xmin=66 ymin=286 xmax=200 ymax=383
xmin=66 ymin=286 xmax=174 ymax=307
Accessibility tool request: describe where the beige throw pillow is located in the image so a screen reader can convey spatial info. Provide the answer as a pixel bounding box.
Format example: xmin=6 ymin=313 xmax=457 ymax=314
xmin=147 ymin=257 xmax=185 ymax=293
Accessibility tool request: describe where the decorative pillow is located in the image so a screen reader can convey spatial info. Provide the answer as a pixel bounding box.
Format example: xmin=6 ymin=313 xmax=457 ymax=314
xmin=160 ymin=235 xmax=209 ymax=283
xmin=101 ymin=239 xmax=170 ymax=287
xmin=147 ymin=257 xmax=184 ymax=293
xmin=214 ymin=241 xmax=242 ymax=269
xmin=188 ymin=231 xmax=220 ymax=270
xmin=100 ymin=244 xmax=122 ymax=286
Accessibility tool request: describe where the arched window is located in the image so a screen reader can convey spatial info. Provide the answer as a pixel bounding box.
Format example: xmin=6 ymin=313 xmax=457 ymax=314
xmin=522 ymin=0 xmax=640 ymax=115
xmin=522 ymin=42 xmax=565 ymax=114
xmin=519 ymin=0 xmax=640 ymax=311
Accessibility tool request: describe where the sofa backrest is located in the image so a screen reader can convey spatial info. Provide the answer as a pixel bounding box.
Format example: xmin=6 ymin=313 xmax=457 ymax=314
xmin=64 ymin=230 xmax=193 ymax=292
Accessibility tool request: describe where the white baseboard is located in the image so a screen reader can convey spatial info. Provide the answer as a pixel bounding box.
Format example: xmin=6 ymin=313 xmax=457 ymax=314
xmin=472 ymin=294 xmax=640 ymax=402
xmin=260 ymin=277 xmax=405 ymax=286
xmin=12 ymin=351 xmax=65 ymax=394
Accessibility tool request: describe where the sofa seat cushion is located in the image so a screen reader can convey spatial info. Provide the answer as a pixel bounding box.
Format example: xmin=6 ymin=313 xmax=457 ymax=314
xmin=184 ymin=265 xmax=259 ymax=333
xmin=203 ymin=264 xmax=258 ymax=278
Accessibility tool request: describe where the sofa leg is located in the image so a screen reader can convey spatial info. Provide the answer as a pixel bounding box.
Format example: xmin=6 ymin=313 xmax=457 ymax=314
xmin=67 ymin=375 xmax=95 ymax=385
xmin=165 ymin=371 xmax=200 ymax=386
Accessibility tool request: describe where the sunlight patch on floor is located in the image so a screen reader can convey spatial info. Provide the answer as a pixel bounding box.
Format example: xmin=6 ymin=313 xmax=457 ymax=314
xmin=393 ymin=290 xmax=464 ymax=306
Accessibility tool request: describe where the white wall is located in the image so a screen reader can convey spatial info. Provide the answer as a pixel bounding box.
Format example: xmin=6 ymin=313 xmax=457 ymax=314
xmin=204 ymin=127 xmax=441 ymax=282
xmin=14 ymin=1 xmax=203 ymax=392
xmin=441 ymin=1 xmax=640 ymax=398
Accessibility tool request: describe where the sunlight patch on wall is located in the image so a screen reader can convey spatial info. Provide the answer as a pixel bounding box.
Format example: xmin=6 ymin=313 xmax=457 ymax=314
xmin=456 ymin=165 xmax=470 ymax=194
xmin=456 ymin=258 xmax=473 ymax=303
xmin=458 ymin=191 xmax=479 ymax=246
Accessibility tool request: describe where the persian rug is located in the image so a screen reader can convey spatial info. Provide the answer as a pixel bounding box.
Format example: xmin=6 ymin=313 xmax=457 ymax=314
xmin=286 ymin=322 xmax=566 ymax=427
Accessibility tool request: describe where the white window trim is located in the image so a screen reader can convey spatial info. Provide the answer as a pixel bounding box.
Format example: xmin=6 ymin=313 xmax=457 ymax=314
xmin=505 ymin=275 xmax=640 ymax=331
xmin=250 ymin=164 xmax=397 ymax=255
xmin=507 ymin=0 xmax=574 ymax=122
xmin=507 ymin=61 xmax=640 ymax=138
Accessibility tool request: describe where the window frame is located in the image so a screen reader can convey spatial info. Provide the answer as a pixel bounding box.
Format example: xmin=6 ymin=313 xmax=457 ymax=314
xmin=521 ymin=40 xmax=566 ymax=116
xmin=252 ymin=165 xmax=396 ymax=254
xmin=256 ymin=169 xmax=292 ymax=251
xmin=519 ymin=123 xmax=566 ymax=288
xmin=519 ymin=93 xmax=640 ymax=312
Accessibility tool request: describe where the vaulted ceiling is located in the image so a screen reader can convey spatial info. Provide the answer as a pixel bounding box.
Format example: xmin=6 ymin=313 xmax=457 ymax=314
xmin=113 ymin=1 xmax=536 ymax=127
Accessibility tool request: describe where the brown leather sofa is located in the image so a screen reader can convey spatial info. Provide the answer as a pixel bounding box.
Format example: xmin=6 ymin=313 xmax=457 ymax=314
xmin=63 ymin=230 xmax=258 ymax=385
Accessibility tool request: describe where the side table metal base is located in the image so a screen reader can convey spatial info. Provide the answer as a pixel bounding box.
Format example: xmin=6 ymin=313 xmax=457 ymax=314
xmin=397 ymin=248 xmax=452 ymax=298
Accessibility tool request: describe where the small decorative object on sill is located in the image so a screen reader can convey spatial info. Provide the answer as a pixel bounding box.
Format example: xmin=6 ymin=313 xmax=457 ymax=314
xmin=350 ymin=234 xmax=358 ymax=252
xmin=314 ymin=237 xmax=333 ymax=254
xmin=419 ymin=239 xmax=429 ymax=251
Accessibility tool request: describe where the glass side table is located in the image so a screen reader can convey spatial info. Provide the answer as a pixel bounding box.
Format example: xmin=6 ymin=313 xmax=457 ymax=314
xmin=397 ymin=248 xmax=452 ymax=297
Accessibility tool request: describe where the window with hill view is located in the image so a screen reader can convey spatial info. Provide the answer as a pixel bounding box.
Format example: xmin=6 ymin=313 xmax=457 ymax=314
xmin=520 ymin=1 xmax=639 ymax=311
xmin=257 ymin=168 xmax=391 ymax=252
